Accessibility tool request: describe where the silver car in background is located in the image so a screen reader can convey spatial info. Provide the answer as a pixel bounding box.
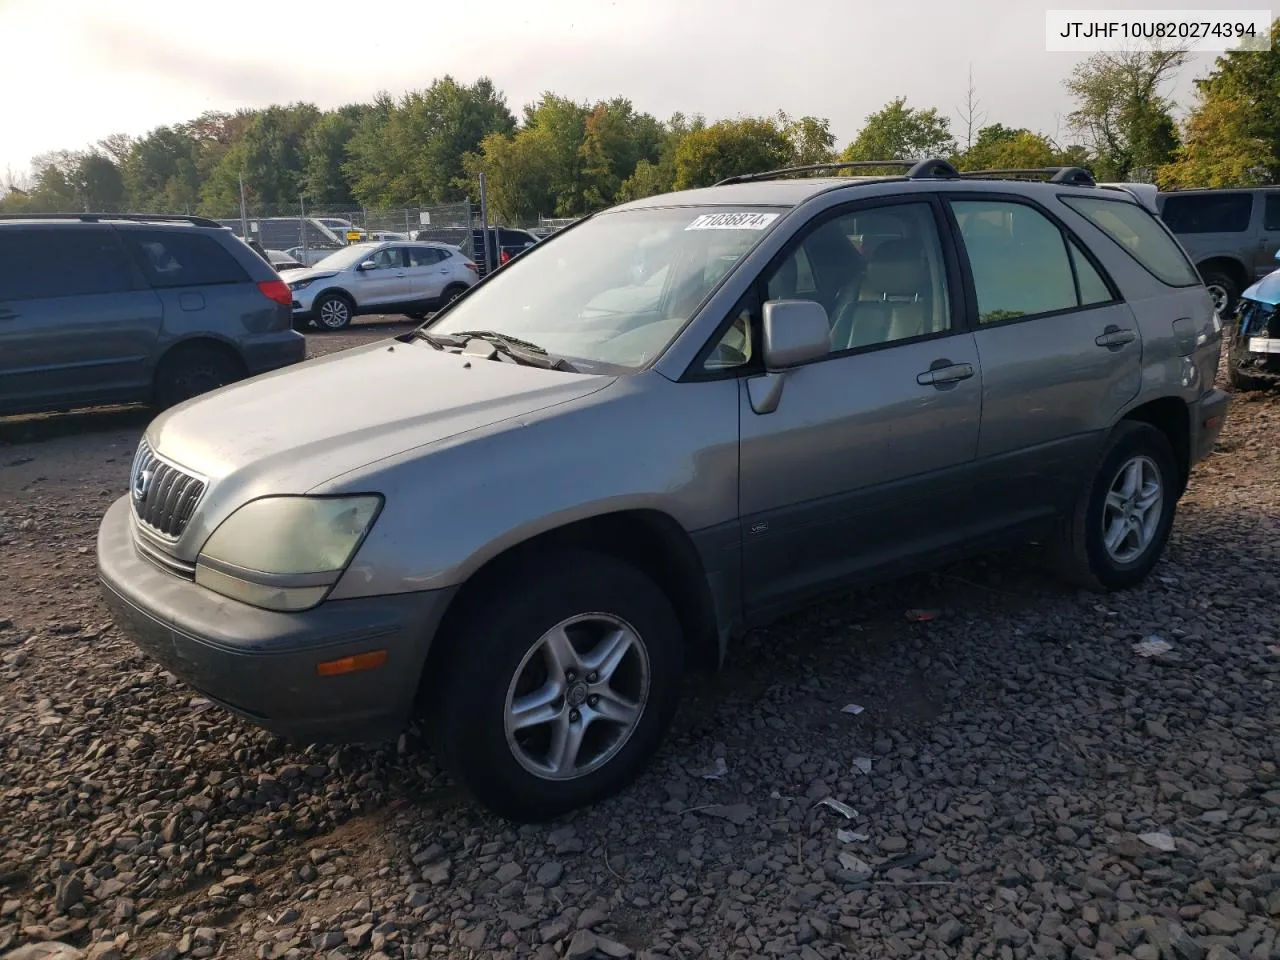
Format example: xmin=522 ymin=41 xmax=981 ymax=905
xmin=97 ymin=161 xmax=1229 ymax=822
xmin=288 ymin=240 xmax=478 ymax=330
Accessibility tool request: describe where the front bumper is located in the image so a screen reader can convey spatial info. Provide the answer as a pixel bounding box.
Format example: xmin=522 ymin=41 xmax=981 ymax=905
xmin=96 ymin=496 xmax=455 ymax=743
xmin=1190 ymin=388 xmax=1231 ymax=466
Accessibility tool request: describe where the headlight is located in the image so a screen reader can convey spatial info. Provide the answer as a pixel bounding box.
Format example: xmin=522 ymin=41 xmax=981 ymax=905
xmin=194 ymin=496 xmax=381 ymax=611
xmin=289 ymin=279 xmax=314 ymax=290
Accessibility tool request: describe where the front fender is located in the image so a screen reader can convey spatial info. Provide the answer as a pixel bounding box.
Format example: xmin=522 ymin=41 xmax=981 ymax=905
xmin=324 ymin=373 xmax=742 ymax=599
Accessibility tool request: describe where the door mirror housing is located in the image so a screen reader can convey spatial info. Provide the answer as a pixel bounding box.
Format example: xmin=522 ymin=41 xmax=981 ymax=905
xmin=762 ymin=300 xmax=831 ymax=371
xmin=358 ymin=259 xmax=378 ymax=271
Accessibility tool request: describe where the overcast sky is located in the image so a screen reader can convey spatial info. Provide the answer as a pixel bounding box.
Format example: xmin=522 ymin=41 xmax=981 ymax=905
xmin=0 ymin=0 xmax=1226 ymax=177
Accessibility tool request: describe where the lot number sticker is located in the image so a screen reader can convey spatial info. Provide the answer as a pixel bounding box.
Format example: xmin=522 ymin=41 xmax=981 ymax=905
xmin=686 ymin=212 xmax=779 ymax=231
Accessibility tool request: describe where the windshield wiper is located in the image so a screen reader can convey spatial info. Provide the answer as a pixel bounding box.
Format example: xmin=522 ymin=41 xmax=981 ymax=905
xmin=414 ymin=328 xmax=574 ymax=371
xmin=447 ymin=329 xmax=549 ymax=355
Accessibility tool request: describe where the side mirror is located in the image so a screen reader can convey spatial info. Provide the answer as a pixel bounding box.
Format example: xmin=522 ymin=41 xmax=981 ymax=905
xmin=358 ymin=259 xmax=377 ymax=271
xmin=762 ymin=299 xmax=831 ymax=371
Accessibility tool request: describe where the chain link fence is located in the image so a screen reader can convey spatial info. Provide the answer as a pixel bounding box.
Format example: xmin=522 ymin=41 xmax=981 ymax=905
xmin=208 ymin=201 xmax=477 ymax=265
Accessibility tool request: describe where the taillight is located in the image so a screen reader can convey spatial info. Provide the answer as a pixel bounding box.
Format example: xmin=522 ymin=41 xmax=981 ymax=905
xmin=257 ymin=279 xmax=292 ymax=306
xmin=465 ymin=262 xmax=479 ymax=274
xmin=500 ymin=249 xmax=511 ymax=265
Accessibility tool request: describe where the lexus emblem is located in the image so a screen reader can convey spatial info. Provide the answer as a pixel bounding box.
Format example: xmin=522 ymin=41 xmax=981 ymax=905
xmin=133 ymin=466 xmax=154 ymax=502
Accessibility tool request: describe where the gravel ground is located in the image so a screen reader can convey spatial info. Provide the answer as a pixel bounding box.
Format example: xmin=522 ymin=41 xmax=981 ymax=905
xmin=1 ymin=324 xmax=1278 ymax=960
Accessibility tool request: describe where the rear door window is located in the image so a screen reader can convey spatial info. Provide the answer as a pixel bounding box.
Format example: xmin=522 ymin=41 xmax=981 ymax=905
xmin=0 ymin=227 xmax=139 ymax=301
xmin=1159 ymin=192 xmax=1253 ymax=234
xmin=122 ymin=230 xmax=250 ymax=288
xmin=1061 ymin=195 xmax=1201 ymax=287
xmin=1264 ymin=194 xmax=1280 ymax=232
xmin=407 ymin=247 xmax=446 ymax=266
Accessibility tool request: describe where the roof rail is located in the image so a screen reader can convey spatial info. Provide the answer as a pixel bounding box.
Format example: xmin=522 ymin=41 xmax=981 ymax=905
xmin=0 ymin=212 xmax=227 ymax=228
xmin=714 ymin=157 xmax=960 ymax=186
xmin=957 ymin=166 xmax=1097 ymax=187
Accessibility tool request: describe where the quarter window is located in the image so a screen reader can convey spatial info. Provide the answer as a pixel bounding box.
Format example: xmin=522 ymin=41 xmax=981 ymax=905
xmin=1061 ymin=195 xmax=1201 ymax=287
xmin=1160 ymin=192 xmax=1252 ymax=234
xmin=952 ymin=199 xmax=1116 ymax=324
xmin=123 ymin=230 xmax=249 ymax=288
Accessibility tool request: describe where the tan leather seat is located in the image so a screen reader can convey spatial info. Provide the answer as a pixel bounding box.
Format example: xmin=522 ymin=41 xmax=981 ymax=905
xmin=839 ymin=240 xmax=929 ymax=349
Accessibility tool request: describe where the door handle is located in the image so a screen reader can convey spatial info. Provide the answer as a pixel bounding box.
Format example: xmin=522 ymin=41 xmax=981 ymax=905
xmin=916 ymin=362 xmax=974 ymax=386
xmin=1095 ymin=326 xmax=1136 ymax=348
xmin=396 ymin=271 xmax=406 ymax=277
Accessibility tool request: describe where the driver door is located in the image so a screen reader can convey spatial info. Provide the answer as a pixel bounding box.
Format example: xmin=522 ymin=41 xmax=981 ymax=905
xmin=353 ymin=246 xmax=409 ymax=306
xmin=728 ymin=198 xmax=984 ymax=618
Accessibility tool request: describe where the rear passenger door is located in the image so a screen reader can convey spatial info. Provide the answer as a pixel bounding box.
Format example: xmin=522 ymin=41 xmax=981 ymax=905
xmin=0 ymin=225 xmax=163 ymax=414
xmin=404 ymin=246 xmax=449 ymax=302
xmin=119 ymin=228 xmax=258 ymax=346
xmin=945 ymin=195 xmax=1141 ymax=525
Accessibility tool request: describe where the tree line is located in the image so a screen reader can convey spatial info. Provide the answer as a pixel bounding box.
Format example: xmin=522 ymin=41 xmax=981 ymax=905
xmin=3 ymin=23 xmax=1277 ymax=224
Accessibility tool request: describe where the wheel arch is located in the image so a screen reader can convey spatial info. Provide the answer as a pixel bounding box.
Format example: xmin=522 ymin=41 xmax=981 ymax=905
xmin=1196 ymin=256 xmax=1249 ymax=294
xmin=420 ymin=509 xmax=722 ymax=704
xmin=1120 ymin=396 xmax=1191 ymax=495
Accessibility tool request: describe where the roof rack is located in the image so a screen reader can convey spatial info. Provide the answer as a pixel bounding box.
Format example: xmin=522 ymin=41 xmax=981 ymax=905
xmin=0 ymin=212 xmax=227 ymax=228
xmin=958 ymin=166 xmax=1097 ymax=187
xmin=714 ymin=158 xmax=960 ymax=186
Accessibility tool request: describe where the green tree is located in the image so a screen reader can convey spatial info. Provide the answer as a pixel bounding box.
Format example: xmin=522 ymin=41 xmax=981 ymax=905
xmin=780 ymin=113 xmax=836 ymax=165
xmin=303 ymin=105 xmax=369 ymax=203
xmin=120 ymin=126 xmax=201 ymax=211
xmin=1064 ymin=48 xmax=1188 ymax=181
xmin=462 ymin=130 xmax=556 ymax=222
xmin=841 ymin=98 xmax=956 ymax=166
xmin=672 ymin=117 xmax=794 ymax=190
xmin=1158 ymin=20 xmax=1280 ymax=187
xmin=200 ymin=103 xmax=321 ymax=212
xmin=74 ymin=152 xmax=125 ymax=209
xmin=578 ymin=98 xmax=663 ymax=209
xmin=345 ymin=78 xmax=514 ymax=206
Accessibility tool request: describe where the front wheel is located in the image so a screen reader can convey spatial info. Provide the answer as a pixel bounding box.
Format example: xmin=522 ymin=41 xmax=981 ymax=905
xmin=431 ymin=550 xmax=683 ymax=822
xmin=1050 ymin=421 xmax=1179 ymax=591
xmin=313 ymin=292 xmax=353 ymax=331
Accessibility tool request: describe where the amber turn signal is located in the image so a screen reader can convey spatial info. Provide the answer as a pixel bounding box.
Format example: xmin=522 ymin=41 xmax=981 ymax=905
xmin=316 ymin=650 xmax=388 ymax=677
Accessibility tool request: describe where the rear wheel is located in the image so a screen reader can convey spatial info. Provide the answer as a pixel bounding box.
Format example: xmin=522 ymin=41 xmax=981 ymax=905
xmin=1050 ymin=421 xmax=1178 ymax=591
xmin=153 ymin=342 xmax=245 ymax=410
xmin=314 ymin=292 xmax=354 ymax=331
xmin=430 ymin=550 xmax=683 ymax=822
xmin=442 ymin=283 xmax=469 ymax=306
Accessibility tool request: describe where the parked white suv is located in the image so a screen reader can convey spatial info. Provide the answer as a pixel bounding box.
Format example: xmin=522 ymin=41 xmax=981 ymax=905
xmin=288 ymin=241 xmax=478 ymax=330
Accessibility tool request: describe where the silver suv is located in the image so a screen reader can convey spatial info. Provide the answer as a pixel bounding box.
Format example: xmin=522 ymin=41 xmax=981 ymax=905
xmin=287 ymin=240 xmax=478 ymax=330
xmin=97 ymin=161 xmax=1230 ymax=822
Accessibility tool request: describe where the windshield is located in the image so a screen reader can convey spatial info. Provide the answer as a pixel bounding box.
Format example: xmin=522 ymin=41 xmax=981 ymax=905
xmin=310 ymin=243 xmax=380 ymax=271
xmin=427 ymin=206 xmax=783 ymax=370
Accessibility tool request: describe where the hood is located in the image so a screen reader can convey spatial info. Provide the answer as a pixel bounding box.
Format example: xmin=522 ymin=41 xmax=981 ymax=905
xmin=1242 ymin=267 xmax=1280 ymax=307
xmin=286 ymin=265 xmax=343 ymax=284
xmin=147 ymin=338 xmax=615 ymax=496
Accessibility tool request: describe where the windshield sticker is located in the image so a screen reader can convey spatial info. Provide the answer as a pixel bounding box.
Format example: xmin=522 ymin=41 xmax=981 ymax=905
xmin=685 ymin=212 xmax=779 ymax=231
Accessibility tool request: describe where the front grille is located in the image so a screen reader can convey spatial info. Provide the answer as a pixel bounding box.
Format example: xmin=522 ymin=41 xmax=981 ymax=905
xmin=130 ymin=441 xmax=206 ymax=539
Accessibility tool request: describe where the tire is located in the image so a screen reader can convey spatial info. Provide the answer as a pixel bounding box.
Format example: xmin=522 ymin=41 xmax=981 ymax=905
xmin=1050 ymin=421 xmax=1179 ymax=591
xmin=405 ymin=311 xmax=427 ymax=321
xmin=153 ymin=342 xmax=245 ymax=410
xmin=430 ymin=549 xmax=683 ymax=823
xmin=313 ymin=292 xmax=354 ymax=331
xmin=1201 ymin=267 xmax=1238 ymax=318
xmin=442 ymin=283 xmax=469 ymax=306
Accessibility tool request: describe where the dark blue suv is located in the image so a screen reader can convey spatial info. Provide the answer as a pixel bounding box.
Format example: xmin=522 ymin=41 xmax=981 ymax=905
xmin=0 ymin=213 xmax=306 ymax=416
